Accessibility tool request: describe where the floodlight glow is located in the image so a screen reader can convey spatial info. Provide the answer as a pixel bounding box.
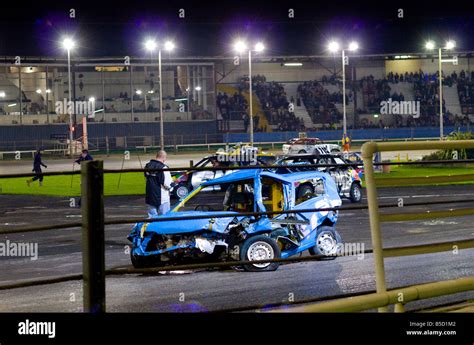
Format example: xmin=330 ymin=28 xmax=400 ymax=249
xmin=164 ymin=41 xmax=175 ymax=51
xmin=348 ymin=41 xmax=359 ymax=51
xmin=136 ymin=90 xmax=142 ymax=95
xmin=234 ymin=40 xmax=248 ymax=53
xmin=254 ymin=42 xmax=264 ymax=52
xmin=36 ymin=89 xmax=42 ymax=94
xmin=145 ymin=39 xmax=157 ymax=52
xmin=195 ymin=86 xmax=202 ymax=91
xmin=445 ymin=40 xmax=456 ymax=50
xmin=89 ymin=97 xmax=95 ymax=102
xmin=62 ymin=38 xmax=75 ymax=50
xmin=425 ymin=41 xmax=436 ymax=50
xmin=0 ymin=91 xmax=5 ymax=98
xmin=328 ymin=41 xmax=340 ymax=53
xmin=45 ymin=89 xmax=51 ymax=94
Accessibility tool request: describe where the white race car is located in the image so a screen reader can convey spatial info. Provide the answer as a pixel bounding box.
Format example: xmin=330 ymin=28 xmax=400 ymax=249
xmin=282 ymin=138 xmax=341 ymax=155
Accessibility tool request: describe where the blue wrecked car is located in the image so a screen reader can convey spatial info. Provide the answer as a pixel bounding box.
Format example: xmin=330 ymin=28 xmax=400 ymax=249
xmin=128 ymin=169 xmax=343 ymax=272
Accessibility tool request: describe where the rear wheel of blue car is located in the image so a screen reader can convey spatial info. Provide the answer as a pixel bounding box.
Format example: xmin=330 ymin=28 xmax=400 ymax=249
xmin=240 ymin=235 xmax=281 ymax=272
xmin=309 ymin=226 xmax=342 ymax=260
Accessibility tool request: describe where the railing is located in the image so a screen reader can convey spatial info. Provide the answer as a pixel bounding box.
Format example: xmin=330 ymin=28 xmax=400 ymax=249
xmin=1 ymin=156 xmax=473 ymax=312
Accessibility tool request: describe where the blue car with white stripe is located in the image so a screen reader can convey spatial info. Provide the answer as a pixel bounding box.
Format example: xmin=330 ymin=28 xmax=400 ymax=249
xmin=128 ymin=169 xmax=343 ymax=271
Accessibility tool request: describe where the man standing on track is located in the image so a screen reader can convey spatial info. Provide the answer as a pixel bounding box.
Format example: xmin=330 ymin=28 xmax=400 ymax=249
xmin=144 ymin=150 xmax=173 ymax=217
xmin=75 ymin=149 xmax=93 ymax=164
xmin=27 ymin=149 xmax=47 ymax=187
xmin=75 ymin=149 xmax=94 ymax=207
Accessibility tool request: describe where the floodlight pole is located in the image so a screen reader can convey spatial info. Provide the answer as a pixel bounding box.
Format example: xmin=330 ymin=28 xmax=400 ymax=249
xmin=438 ymin=47 xmax=443 ymax=140
xmin=67 ymin=48 xmax=74 ymax=157
xmin=159 ymin=49 xmax=164 ymax=149
xmin=342 ymin=49 xmax=347 ymax=137
xmin=248 ymin=49 xmax=254 ymax=146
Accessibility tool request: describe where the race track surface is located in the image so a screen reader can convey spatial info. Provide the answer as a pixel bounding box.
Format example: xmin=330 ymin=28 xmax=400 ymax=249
xmin=0 ymin=184 xmax=473 ymax=312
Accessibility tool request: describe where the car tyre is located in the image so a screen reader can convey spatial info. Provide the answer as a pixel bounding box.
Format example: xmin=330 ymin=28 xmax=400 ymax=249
xmin=308 ymin=226 xmax=342 ymax=260
xmin=240 ymin=235 xmax=281 ymax=272
xmin=131 ymin=249 xmax=164 ymax=269
xmin=175 ymin=183 xmax=191 ymax=199
xmin=298 ymin=150 xmax=307 ymax=154
xmin=349 ymin=182 xmax=362 ymax=203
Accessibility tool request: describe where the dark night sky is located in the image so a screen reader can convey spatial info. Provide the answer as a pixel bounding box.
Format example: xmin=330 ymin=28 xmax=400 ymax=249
xmin=0 ymin=0 xmax=473 ymax=57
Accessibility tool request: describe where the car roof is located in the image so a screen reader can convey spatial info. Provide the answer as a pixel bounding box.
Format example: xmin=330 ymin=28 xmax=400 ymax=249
xmin=202 ymin=168 xmax=333 ymax=186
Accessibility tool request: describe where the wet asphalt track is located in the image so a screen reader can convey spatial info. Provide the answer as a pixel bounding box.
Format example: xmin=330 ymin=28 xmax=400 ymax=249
xmin=0 ymin=184 xmax=473 ymax=312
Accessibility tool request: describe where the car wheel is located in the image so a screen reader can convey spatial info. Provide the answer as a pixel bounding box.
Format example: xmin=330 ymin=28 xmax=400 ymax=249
xmin=349 ymin=182 xmax=362 ymax=203
xmin=175 ymin=183 xmax=190 ymax=199
xmin=308 ymin=226 xmax=342 ymax=260
xmin=131 ymin=250 xmax=154 ymax=268
xmin=298 ymin=150 xmax=307 ymax=154
xmin=240 ymin=235 xmax=281 ymax=272
xmin=296 ymin=184 xmax=314 ymax=199
xmin=331 ymin=149 xmax=341 ymax=154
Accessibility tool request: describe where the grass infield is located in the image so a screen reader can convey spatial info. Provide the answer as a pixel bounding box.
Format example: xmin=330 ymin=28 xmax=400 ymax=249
xmin=0 ymin=165 xmax=473 ymax=197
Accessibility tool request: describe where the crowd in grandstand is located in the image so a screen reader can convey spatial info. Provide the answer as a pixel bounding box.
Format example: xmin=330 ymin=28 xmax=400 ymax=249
xmin=227 ymin=75 xmax=306 ymax=131
xmin=217 ymin=91 xmax=248 ymax=121
xmin=297 ymin=80 xmax=343 ymax=125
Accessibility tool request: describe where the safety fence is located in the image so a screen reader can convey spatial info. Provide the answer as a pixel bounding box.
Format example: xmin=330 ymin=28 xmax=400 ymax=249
xmin=0 ymin=152 xmax=473 ymax=312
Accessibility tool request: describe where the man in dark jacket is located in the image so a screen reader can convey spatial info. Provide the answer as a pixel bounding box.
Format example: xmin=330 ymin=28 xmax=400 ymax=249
xmin=145 ymin=150 xmax=174 ymax=217
xmin=27 ymin=149 xmax=47 ymax=187
xmin=74 ymin=149 xmax=94 ymax=207
xmin=75 ymin=149 xmax=93 ymax=164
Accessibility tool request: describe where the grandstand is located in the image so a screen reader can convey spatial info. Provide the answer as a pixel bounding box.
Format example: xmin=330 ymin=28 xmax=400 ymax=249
xmin=0 ymin=53 xmax=473 ymax=149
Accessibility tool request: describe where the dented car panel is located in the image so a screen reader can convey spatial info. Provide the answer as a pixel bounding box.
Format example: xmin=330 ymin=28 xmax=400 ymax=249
xmin=128 ymin=169 xmax=343 ymax=271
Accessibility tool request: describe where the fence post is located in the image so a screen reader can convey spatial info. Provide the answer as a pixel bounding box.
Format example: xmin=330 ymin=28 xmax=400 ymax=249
xmin=81 ymin=160 xmax=105 ymax=313
xmin=361 ymin=142 xmax=388 ymax=313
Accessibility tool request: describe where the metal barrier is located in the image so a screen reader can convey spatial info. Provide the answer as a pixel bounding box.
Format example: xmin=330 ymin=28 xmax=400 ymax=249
xmin=0 ymin=153 xmax=473 ymax=312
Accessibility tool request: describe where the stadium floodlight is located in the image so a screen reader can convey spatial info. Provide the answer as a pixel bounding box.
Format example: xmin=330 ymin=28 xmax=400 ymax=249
xmin=327 ymin=40 xmax=359 ymax=139
xmin=195 ymin=86 xmax=202 ymax=91
xmin=45 ymin=89 xmax=51 ymax=94
xmin=348 ymin=41 xmax=359 ymax=52
xmin=145 ymin=39 xmax=157 ymax=52
xmin=164 ymin=41 xmax=175 ymax=52
xmin=234 ymin=40 xmax=248 ymax=54
xmin=254 ymin=42 xmax=265 ymax=52
xmin=424 ymin=38 xmax=457 ymax=139
xmin=62 ymin=36 xmax=75 ymax=156
xmin=0 ymin=91 xmax=5 ymax=98
xmin=36 ymin=89 xmax=42 ymax=94
xmin=62 ymin=38 xmax=75 ymax=51
xmin=136 ymin=90 xmax=142 ymax=95
xmin=327 ymin=41 xmax=340 ymax=53
xmin=445 ymin=40 xmax=456 ymax=50
xmin=425 ymin=40 xmax=436 ymax=50
xmin=89 ymin=97 xmax=95 ymax=103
